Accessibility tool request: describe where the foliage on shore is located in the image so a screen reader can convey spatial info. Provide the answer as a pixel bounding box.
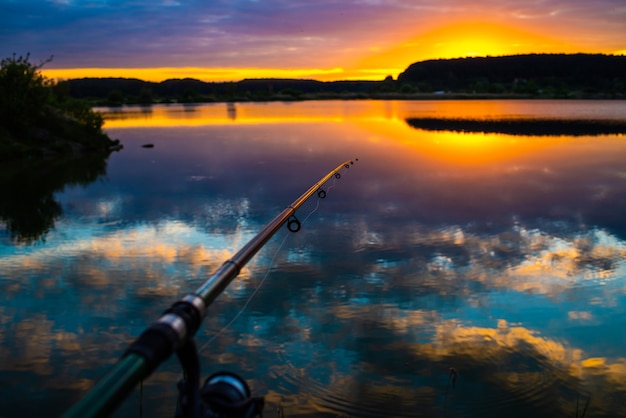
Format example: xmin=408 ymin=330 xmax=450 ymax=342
xmin=0 ymin=54 xmax=121 ymax=161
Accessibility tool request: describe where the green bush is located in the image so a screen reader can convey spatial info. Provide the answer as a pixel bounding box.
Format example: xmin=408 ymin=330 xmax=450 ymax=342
xmin=0 ymin=53 xmax=53 ymax=128
xmin=0 ymin=54 xmax=106 ymax=133
xmin=0 ymin=53 xmax=117 ymax=160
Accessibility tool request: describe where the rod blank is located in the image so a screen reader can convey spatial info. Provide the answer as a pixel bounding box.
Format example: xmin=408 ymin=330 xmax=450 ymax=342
xmin=62 ymin=159 xmax=356 ymax=418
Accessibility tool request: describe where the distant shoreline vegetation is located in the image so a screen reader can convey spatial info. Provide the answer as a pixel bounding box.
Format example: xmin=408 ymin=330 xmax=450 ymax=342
xmin=405 ymin=117 xmax=626 ymax=137
xmin=60 ymin=53 xmax=626 ymax=106
xmin=0 ymin=54 xmax=122 ymax=162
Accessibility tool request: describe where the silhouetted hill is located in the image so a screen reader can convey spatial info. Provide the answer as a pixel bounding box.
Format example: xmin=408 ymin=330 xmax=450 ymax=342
xmin=67 ymin=77 xmax=150 ymax=98
xmin=158 ymin=78 xmax=216 ymax=95
xmin=397 ymin=53 xmax=626 ymax=94
xmin=63 ymin=77 xmax=381 ymax=103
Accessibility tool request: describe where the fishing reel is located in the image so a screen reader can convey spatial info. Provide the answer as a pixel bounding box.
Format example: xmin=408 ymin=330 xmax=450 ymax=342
xmin=174 ymin=340 xmax=264 ymax=418
xmin=200 ymin=372 xmax=264 ymax=418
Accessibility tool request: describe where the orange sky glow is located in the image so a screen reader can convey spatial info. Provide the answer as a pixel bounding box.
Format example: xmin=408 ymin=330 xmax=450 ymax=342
xmin=2 ymin=0 xmax=623 ymax=83
xmin=40 ymin=18 xmax=624 ymax=83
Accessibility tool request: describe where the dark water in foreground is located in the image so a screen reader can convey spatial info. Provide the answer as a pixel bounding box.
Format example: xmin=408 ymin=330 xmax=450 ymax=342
xmin=1 ymin=100 xmax=626 ymax=417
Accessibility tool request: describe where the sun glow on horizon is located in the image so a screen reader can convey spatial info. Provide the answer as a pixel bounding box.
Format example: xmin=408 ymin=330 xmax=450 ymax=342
xmin=422 ymin=21 xmax=578 ymax=58
xmin=41 ymin=66 xmax=393 ymax=83
xmin=359 ymin=20 xmax=605 ymax=78
xmin=40 ymin=20 xmax=622 ymax=83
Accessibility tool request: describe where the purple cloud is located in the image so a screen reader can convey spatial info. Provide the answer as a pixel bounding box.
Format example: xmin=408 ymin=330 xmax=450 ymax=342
xmin=0 ymin=0 xmax=624 ymax=71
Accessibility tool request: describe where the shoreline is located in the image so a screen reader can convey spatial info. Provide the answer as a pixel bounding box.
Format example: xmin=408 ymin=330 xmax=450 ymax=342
xmin=93 ymin=92 xmax=626 ymax=108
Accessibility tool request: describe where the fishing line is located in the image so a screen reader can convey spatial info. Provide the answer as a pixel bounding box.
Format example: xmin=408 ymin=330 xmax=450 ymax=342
xmin=170 ymin=203 xmax=315 ymax=413
xmin=63 ymin=160 xmax=357 ymax=418
xmin=162 ymin=169 xmax=345 ymax=411
xmin=199 ymin=230 xmax=290 ymax=351
xmin=198 ymin=178 xmax=339 ymax=352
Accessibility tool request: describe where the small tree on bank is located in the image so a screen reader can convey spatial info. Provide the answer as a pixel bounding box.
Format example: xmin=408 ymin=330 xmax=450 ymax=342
xmin=0 ymin=53 xmax=106 ymax=133
xmin=0 ymin=53 xmax=53 ymax=129
xmin=0 ymin=53 xmax=117 ymax=160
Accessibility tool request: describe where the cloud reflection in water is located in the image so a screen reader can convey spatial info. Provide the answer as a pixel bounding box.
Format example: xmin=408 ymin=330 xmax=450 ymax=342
xmin=1 ymin=101 xmax=626 ymax=417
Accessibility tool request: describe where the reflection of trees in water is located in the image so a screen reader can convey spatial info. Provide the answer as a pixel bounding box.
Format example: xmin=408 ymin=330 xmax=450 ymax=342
xmin=0 ymin=155 xmax=108 ymax=243
xmin=227 ymin=102 xmax=237 ymax=120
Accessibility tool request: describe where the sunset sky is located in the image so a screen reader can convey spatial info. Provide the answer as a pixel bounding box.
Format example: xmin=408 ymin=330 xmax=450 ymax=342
xmin=2 ymin=0 xmax=625 ymax=82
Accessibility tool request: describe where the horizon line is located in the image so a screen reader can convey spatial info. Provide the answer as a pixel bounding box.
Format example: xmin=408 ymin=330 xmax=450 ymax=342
xmin=40 ymin=52 xmax=626 ymax=84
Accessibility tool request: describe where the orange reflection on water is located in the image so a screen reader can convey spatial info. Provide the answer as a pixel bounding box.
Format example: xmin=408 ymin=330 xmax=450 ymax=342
xmin=353 ymin=117 xmax=566 ymax=166
xmin=416 ymin=132 xmax=560 ymax=165
xmin=102 ymin=100 xmax=521 ymax=128
xmin=99 ymin=103 xmax=348 ymax=128
xmin=402 ymin=131 xmax=626 ymax=168
xmin=100 ymin=101 xmax=626 ymax=168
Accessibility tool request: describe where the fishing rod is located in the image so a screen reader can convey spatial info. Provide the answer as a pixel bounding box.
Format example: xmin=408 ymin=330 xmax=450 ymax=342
xmin=62 ymin=159 xmax=357 ymax=418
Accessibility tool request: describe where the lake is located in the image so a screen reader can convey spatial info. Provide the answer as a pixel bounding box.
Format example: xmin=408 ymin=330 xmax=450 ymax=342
xmin=1 ymin=100 xmax=626 ymax=417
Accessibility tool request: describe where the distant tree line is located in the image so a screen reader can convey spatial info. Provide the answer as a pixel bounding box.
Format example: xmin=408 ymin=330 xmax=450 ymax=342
xmin=59 ymin=54 xmax=626 ymax=105
xmin=63 ymin=78 xmax=383 ymax=105
xmin=397 ymin=53 xmax=626 ymax=96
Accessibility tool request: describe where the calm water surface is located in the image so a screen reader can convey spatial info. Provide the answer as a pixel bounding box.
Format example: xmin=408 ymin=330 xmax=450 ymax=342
xmin=2 ymin=100 xmax=626 ymax=417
